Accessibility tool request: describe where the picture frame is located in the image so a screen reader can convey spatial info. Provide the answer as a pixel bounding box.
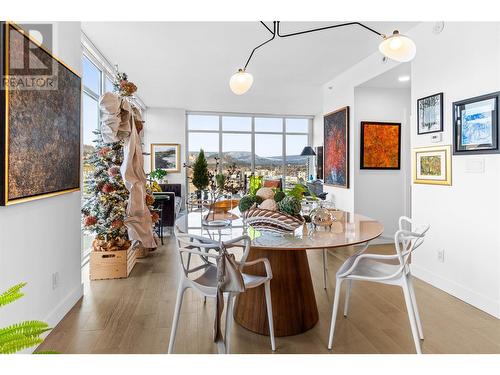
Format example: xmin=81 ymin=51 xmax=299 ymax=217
xmin=0 ymin=22 xmax=81 ymax=206
xmin=151 ymin=143 xmax=181 ymax=172
xmin=315 ymin=145 xmax=323 ymax=180
xmin=360 ymin=121 xmax=401 ymax=170
xmin=323 ymin=107 xmax=349 ymax=188
xmin=412 ymin=145 xmax=452 ymax=186
xmin=417 ymin=92 xmax=443 ymax=135
xmin=453 ymin=91 xmax=499 ymax=155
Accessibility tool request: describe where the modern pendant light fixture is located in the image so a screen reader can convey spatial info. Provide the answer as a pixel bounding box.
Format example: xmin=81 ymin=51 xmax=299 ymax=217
xmin=229 ymin=69 xmax=254 ymax=95
xmin=230 ymin=22 xmax=416 ymax=95
xmin=378 ymin=30 xmax=416 ymax=62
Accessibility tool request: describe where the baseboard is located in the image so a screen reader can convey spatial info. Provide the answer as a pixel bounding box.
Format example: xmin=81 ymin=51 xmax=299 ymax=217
xmin=25 ymin=283 xmax=84 ymax=353
xmin=411 ymin=264 xmax=500 ymax=319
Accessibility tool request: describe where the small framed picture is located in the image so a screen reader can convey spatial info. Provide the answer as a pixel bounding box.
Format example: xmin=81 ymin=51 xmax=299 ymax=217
xmin=151 ymin=143 xmax=181 ymax=172
xmin=417 ymin=93 xmax=443 ymax=135
xmin=453 ymin=91 xmax=499 ymax=155
xmin=412 ymin=145 xmax=452 ymax=186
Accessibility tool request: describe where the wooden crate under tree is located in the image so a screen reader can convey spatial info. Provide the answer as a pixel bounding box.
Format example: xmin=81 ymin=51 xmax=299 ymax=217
xmin=90 ymin=246 xmax=136 ymax=280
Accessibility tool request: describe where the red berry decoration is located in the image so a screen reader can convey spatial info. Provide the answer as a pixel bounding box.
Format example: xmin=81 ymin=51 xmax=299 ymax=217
xmin=111 ymin=219 xmax=124 ymax=229
xmin=102 ymin=183 xmax=115 ymax=193
xmin=84 ymin=215 xmax=98 ymax=226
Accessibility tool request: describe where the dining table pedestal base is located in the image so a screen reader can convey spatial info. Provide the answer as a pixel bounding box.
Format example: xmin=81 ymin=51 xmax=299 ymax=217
xmin=234 ymin=248 xmax=319 ymax=337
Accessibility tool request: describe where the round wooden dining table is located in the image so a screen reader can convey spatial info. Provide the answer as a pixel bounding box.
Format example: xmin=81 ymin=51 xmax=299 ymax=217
xmin=175 ymin=209 xmax=383 ymax=337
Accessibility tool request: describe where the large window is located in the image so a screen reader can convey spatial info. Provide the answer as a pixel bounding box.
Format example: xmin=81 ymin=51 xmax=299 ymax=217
xmin=187 ymin=113 xmax=312 ymax=193
xmin=81 ymin=53 xmax=116 ymax=263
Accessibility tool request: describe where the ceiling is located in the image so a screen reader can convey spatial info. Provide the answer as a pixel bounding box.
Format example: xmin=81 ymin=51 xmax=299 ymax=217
xmin=82 ymin=22 xmax=417 ymax=114
xmin=359 ymin=62 xmax=411 ymax=89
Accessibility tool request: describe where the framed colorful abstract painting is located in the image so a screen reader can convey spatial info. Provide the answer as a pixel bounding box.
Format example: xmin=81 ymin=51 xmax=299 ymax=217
xmin=453 ymin=91 xmax=499 ymax=155
xmin=360 ymin=121 xmax=401 ymax=170
xmin=151 ymin=143 xmax=181 ymax=172
xmin=412 ymin=145 xmax=452 ymax=185
xmin=0 ymin=22 xmax=81 ymax=205
xmin=324 ymin=107 xmax=349 ymax=188
xmin=417 ymin=93 xmax=443 ymax=134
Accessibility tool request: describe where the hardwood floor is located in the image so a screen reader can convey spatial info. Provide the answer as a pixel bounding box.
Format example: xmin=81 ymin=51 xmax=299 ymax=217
xmin=37 ymin=236 xmax=500 ymax=354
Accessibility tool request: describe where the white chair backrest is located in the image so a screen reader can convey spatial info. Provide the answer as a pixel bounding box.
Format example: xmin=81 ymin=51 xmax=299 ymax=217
xmin=174 ymin=226 xmax=222 ymax=278
xmin=173 ymin=225 xmax=252 ymax=278
xmin=394 ymin=223 xmax=430 ymax=267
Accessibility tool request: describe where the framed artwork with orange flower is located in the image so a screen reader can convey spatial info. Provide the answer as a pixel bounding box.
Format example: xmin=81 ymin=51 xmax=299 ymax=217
xmin=360 ymin=121 xmax=401 ymax=170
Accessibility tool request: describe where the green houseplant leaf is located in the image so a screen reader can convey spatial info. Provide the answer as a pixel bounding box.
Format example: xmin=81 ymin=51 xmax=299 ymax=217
xmin=0 ymin=283 xmax=55 ymax=354
xmin=0 ymin=282 xmax=26 ymax=307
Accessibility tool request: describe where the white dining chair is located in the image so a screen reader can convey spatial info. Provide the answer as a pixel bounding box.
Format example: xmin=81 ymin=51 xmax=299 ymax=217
xmin=168 ymin=227 xmax=276 ymax=354
xmin=327 ymin=218 xmax=429 ymax=354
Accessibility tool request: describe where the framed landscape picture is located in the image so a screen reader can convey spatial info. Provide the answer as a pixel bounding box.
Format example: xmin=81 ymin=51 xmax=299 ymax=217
xmin=151 ymin=143 xmax=181 ymax=172
xmin=0 ymin=22 xmax=81 ymax=205
xmin=412 ymin=145 xmax=452 ymax=186
xmin=360 ymin=121 xmax=401 ymax=170
xmin=417 ymin=93 xmax=443 ymax=134
xmin=324 ymin=107 xmax=349 ymax=188
xmin=453 ymin=92 xmax=499 ymax=155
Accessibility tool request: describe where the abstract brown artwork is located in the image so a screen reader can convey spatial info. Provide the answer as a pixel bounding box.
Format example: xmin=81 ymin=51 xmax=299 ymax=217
xmin=360 ymin=122 xmax=401 ymax=170
xmin=1 ymin=22 xmax=81 ymax=205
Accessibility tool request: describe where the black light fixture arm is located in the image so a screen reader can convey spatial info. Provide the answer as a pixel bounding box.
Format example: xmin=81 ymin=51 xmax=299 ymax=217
xmin=243 ymin=21 xmax=276 ymax=70
xmin=242 ymin=21 xmax=385 ymax=70
xmin=276 ymin=21 xmax=383 ymax=38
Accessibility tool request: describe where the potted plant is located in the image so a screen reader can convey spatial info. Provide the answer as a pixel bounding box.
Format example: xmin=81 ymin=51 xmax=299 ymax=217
xmin=191 ymin=149 xmax=209 ymax=199
xmin=149 ymin=168 xmax=168 ymax=192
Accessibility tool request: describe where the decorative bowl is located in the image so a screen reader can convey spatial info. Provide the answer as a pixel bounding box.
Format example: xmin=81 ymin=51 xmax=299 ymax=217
xmin=243 ymin=207 xmax=304 ymax=234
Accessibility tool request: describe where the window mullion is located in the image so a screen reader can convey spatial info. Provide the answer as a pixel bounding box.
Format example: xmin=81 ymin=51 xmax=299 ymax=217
xmin=251 ymin=116 xmax=255 ymax=174
xmin=218 ymin=115 xmax=223 ymax=174
xmin=282 ymin=117 xmax=286 ymax=181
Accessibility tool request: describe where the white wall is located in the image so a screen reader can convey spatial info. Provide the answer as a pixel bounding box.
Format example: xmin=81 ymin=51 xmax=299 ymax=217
xmin=409 ymin=22 xmax=500 ymax=318
xmin=0 ymin=22 xmax=84 ymax=344
xmin=313 ymin=52 xmax=402 ymax=211
xmin=354 ymin=87 xmax=411 ymax=240
xmin=143 ymin=107 xmax=187 ymax=197
xmin=314 ymin=22 xmax=500 ymax=318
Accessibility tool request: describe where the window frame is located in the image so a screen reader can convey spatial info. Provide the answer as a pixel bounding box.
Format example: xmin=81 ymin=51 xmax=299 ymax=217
xmin=186 ymin=111 xmax=313 ymax=193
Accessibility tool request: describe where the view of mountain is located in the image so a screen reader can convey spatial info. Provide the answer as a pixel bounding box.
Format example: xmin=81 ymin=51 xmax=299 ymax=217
xmin=189 ymin=151 xmax=307 ymax=165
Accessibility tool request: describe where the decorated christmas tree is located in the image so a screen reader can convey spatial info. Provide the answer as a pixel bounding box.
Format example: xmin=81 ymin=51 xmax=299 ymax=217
xmin=81 ymin=129 xmax=130 ymax=248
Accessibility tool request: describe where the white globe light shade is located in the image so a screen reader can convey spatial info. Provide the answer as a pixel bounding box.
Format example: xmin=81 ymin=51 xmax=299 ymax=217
xmin=379 ymin=31 xmax=416 ymax=62
xmin=229 ymin=69 xmax=254 ymax=95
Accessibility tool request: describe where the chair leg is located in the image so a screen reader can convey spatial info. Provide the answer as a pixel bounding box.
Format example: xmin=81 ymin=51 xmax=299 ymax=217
xmin=343 ymin=279 xmax=352 ymax=317
xmin=328 ymin=278 xmax=343 ymax=350
xmin=168 ymin=282 xmax=187 ymax=354
xmin=402 ymin=279 xmax=422 ymax=354
xmin=322 ymin=249 xmax=328 ymax=290
xmin=264 ymin=281 xmax=276 ymax=351
xmin=224 ymin=293 xmax=234 ymax=354
xmin=407 ymin=276 xmax=424 ymax=340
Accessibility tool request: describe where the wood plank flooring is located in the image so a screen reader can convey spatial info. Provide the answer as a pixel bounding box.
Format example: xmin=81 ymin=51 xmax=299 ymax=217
xmin=37 ymin=236 xmax=500 ymax=354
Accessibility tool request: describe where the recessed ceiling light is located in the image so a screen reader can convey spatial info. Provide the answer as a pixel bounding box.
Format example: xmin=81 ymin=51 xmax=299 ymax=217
xmin=398 ymin=75 xmax=410 ymax=82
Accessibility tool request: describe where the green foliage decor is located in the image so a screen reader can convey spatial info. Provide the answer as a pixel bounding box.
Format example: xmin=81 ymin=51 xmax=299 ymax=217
xmin=238 ymin=195 xmax=256 ymax=212
xmin=149 ymin=168 xmax=167 ymax=182
xmin=274 ymin=191 xmax=285 ymax=202
xmin=285 ymin=184 xmax=308 ymax=200
xmin=0 ymin=283 xmax=52 ymax=354
xmin=191 ymin=149 xmax=209 ymax=191
xmin=278 ymin=196 xmax=302 ymax=216
xmin=248 ymin=175 xmax=263 ymax=196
